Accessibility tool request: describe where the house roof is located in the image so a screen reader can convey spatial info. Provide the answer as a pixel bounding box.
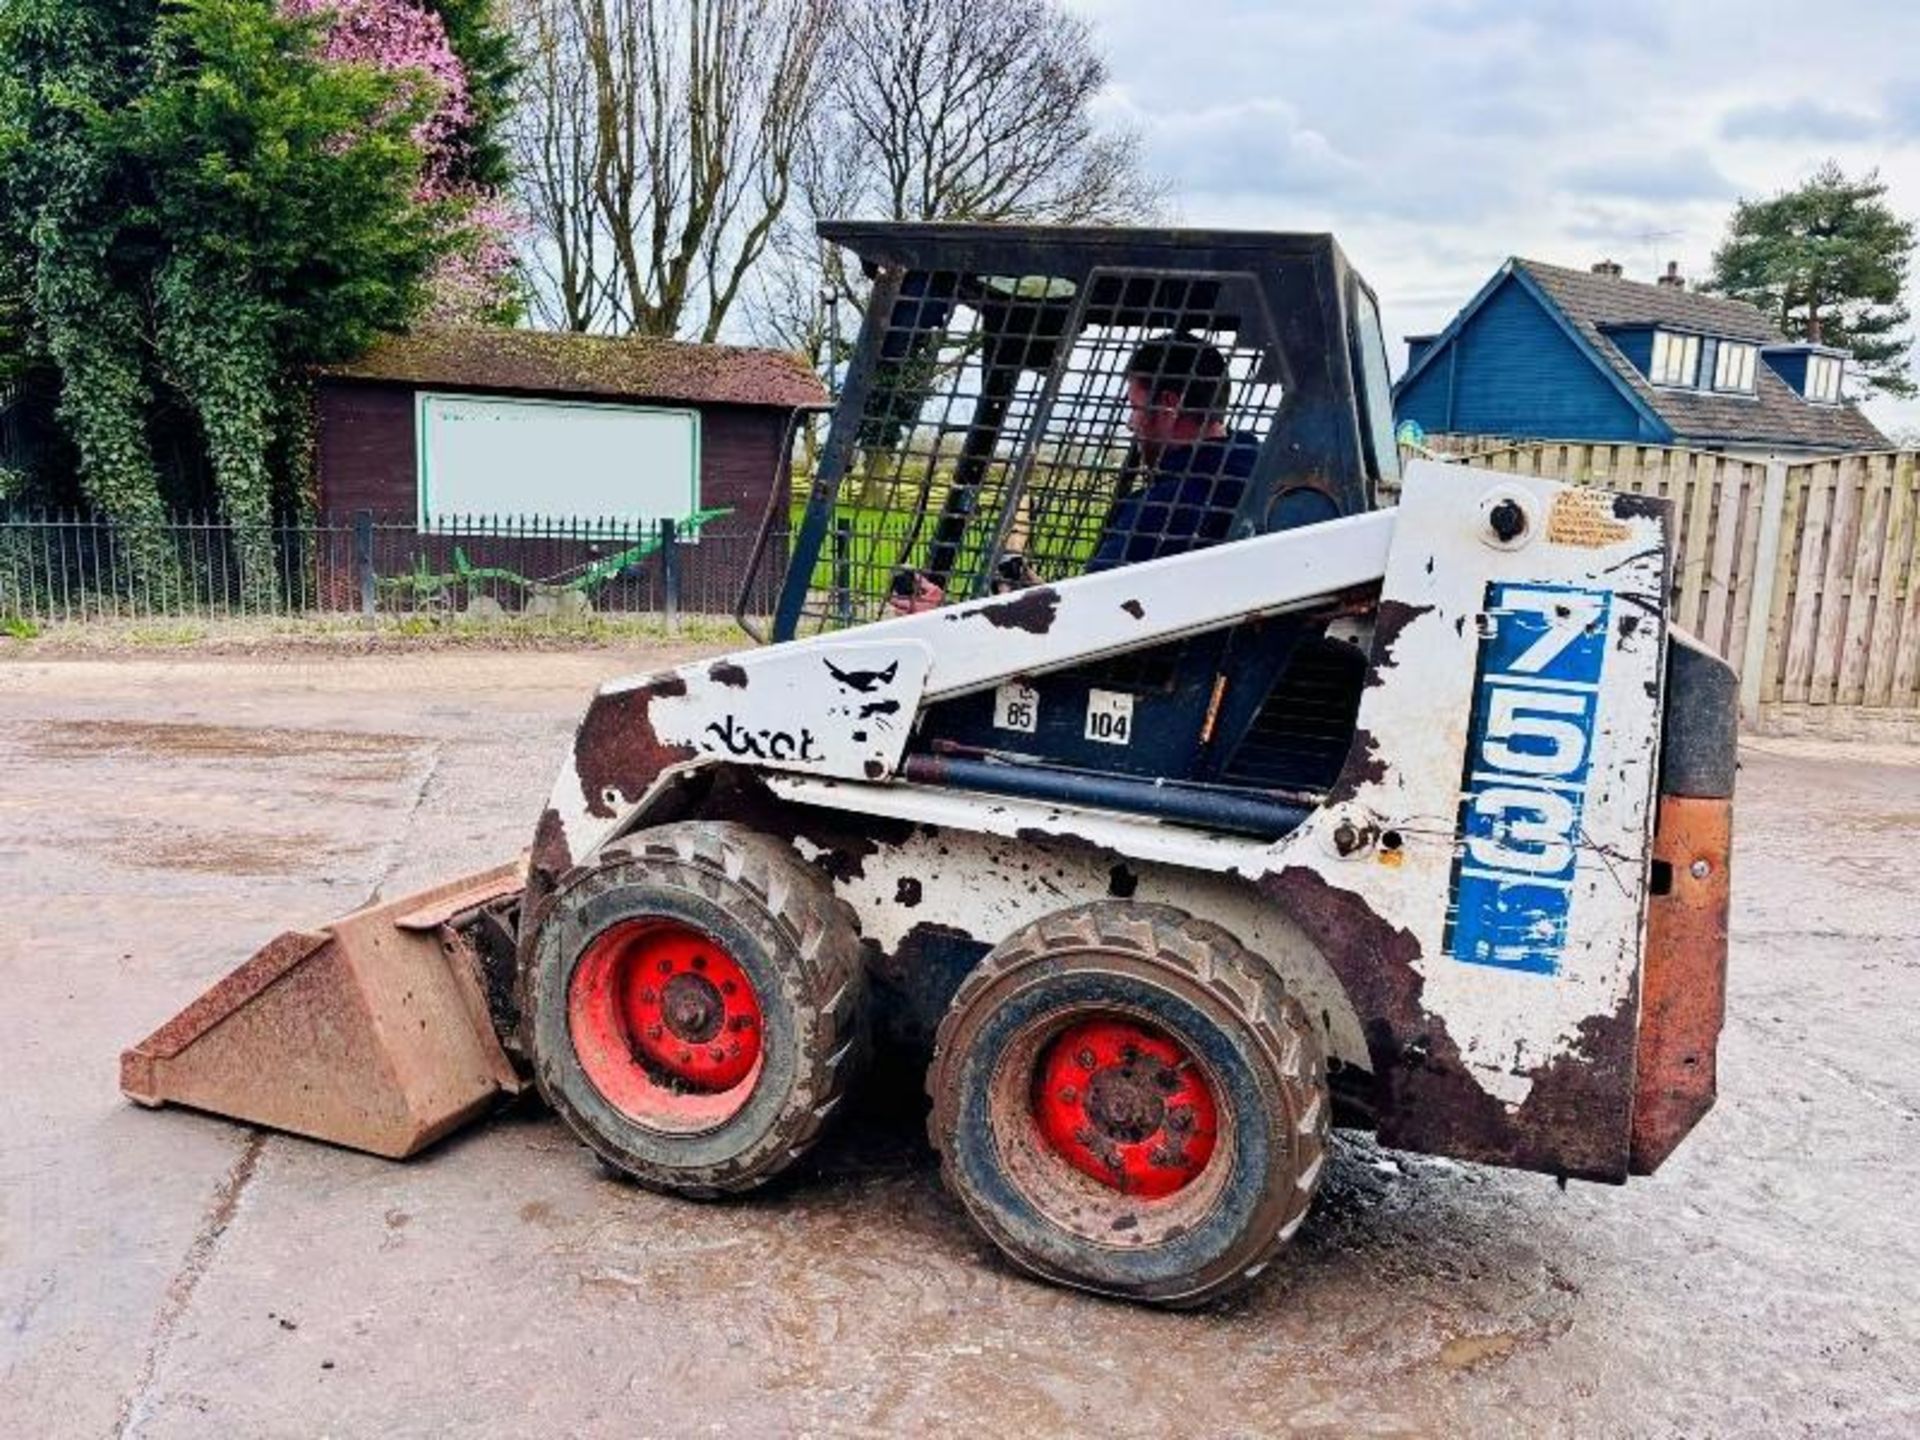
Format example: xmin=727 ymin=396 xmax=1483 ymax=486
xmin=320 ymin=327 xmax=829 ymax=410
xmin=1513 ymin=260 xmax=1888 ymax=451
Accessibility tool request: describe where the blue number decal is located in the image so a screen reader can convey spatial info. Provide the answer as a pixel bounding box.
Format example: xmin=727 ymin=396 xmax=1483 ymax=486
xmin=1443 ymin=583 xmax=1611 ymax=976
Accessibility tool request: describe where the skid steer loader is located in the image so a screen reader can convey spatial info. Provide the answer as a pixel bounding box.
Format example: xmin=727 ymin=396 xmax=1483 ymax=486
xmin=121 ymin=224 xmax=1735 ymax=1306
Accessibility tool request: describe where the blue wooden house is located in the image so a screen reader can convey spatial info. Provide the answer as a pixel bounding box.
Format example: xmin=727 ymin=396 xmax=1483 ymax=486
xmin=1395 ymin=258 xmax=1887 ymax=456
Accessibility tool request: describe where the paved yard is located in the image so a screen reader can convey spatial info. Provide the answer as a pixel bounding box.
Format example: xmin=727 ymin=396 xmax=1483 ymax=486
xmin=2 ymin=649 xmax=1916 ymax=1438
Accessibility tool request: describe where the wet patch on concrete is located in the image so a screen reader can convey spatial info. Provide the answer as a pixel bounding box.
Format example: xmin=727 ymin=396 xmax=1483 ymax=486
xmin=21 ymin=718 xmax=422 ymax=764
xmin=118 ymin=828 xmax=342 ymax=878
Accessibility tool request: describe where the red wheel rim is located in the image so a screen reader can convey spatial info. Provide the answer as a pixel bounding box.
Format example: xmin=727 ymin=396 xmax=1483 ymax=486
xmin=1031 ymin=1017 xmax=1218 ymax=1198
xmin=567 ymin=919 xmax=764 ymax=1129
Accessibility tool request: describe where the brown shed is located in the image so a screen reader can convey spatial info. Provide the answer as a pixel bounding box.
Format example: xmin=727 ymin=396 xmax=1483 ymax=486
xmin=313 ymin=328 xmax=826 ymax=538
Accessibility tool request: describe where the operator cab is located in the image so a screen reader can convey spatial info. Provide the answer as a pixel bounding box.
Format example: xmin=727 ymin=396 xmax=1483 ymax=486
xmin=745 ymin=223 xmax=1403 ymax=829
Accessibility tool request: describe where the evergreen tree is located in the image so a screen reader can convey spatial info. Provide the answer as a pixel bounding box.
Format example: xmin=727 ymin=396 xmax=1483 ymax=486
xmin=1704 ymin=161 xmax=1917 ymax=399
xmin=427 ymin=0 xmax=516 ymax=191
xmin=0 ymin=0 xmax=445 ymax=589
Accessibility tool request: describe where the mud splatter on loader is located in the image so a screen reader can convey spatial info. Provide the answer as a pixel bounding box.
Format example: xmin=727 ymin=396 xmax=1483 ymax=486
xmin=122 ymin=224 xmax=1733 ymax=1306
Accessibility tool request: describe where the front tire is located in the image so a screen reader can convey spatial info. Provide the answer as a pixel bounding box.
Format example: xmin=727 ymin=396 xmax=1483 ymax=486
xmin=927 ymin=901 xmax=1329 ymax=1306
xmin=528 ymin=821 xmax=866 ymax=1196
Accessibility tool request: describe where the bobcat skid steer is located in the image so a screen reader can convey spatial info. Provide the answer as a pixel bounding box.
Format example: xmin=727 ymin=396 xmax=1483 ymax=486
xmin=122 ymin=224 xmax=1735 ymax=1306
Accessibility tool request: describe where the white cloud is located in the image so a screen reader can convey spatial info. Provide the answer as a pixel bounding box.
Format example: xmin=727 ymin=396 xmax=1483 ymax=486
xmin=1097 ymin=92 xmax=1366 ymax=200
xmin=1067 ymin=0 xmax=1920 ymax=434
xmin=1721 ymin=100 xmax=1883 ymax=143
xmin=1559 ymin=149 xmax=1740 ymax=204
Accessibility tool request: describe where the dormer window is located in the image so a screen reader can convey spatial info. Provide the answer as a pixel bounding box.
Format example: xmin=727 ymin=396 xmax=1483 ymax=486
xmin=1806 ymin=353 xmax=1844 ymax=404
xmin=1649 ymin=330 xmax=1700 ymax=387
xmin=1712 ymin=341 xmax=1757 ymax=393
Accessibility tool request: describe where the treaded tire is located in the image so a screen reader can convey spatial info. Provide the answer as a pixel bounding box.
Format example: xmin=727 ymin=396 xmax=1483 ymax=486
xmin=928 ymin=900 xmax=1329 ymax=1307
xmin=528 ymin=820 xmax=866 ymax=1196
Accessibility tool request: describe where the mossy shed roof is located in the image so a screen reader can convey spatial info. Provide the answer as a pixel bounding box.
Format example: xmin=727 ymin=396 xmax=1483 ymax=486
xmin=320 ymin=327 xmax=828 ymax=410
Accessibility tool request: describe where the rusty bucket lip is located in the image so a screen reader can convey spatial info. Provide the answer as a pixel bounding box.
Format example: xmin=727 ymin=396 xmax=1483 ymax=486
xmin=119 ymin=861 xmax=527 ymax=1159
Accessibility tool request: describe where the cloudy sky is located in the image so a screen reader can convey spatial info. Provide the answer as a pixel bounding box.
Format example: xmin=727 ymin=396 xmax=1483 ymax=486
xmin=1069 ymin=0 xmax=1920 ymax=436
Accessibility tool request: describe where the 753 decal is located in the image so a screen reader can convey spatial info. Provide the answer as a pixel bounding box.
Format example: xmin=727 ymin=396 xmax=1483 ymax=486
xmin=1444 ymin=583 xmax=1612 ymax=976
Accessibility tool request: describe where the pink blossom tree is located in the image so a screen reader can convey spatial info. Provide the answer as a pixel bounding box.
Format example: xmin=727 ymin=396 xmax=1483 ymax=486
xmin=282 ymin=0 xmax=520 ymax=321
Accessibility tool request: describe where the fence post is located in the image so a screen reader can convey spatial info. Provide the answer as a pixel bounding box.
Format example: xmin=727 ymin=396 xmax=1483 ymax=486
xmin=1739 ymin=459 xmax=1791 ymax=728
xmin=833 ymin=519 xmax=853 ymax=628
xmin=660 ymin=516 xmax=681 ymax=635
xmin=353 ymin=509 xmax=376 ymax=620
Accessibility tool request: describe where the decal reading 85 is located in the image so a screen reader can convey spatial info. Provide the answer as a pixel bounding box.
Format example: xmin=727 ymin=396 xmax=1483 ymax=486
xmin=993 ymin=681 xmax=1039 ymax=733
xmin=1443 ymin=582 xmax=1612 ymax=976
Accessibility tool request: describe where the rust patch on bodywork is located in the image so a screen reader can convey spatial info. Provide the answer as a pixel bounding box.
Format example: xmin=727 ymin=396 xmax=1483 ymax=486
xmin=708 ymin=660 xmax=749 ymax=688
xmin=1630 ymin=795 xmax=1730 ymax=1174
xmin=1322 ymin=728 xmax=1387 ymax=808
xmin=531 ymin=807 xmax=573 ymax=888
xmin=573 ymin=680 xmax=698 ymax=819
xmin=1265 ymin=867 xmax=1637 ymax=1181
xmin=1363 ymin=599 xmax=1432 ymax=687
xmin=961 ymin=586 xmax=1060 ymax=634
xmin=701 ymin=772 xmax=913 ymax=883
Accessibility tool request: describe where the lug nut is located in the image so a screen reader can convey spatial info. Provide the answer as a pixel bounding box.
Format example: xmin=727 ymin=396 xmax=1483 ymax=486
xmin=1488 ymin=498 xmax=1527 ymax=542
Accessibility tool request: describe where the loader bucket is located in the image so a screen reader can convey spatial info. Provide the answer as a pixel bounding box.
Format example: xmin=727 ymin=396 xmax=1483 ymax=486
xmin=120 ymin=864 xmax=527 ymax=1159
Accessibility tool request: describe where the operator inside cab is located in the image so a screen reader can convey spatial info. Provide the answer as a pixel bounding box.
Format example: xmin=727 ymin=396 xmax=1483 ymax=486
xmin=890 ymin=331 xmax=1336 ymax=613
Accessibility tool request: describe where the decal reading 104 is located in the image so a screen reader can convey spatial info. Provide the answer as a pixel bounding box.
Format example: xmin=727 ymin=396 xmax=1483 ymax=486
xmin=1085 ymin=689 xmax=1134 ymax=746
xmin=1445 ymin=583 xmax=1612 ymax=976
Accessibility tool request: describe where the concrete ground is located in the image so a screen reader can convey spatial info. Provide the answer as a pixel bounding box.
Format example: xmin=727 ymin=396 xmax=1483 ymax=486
xmin=1 ymin=648 xmax=1916 ymax=1439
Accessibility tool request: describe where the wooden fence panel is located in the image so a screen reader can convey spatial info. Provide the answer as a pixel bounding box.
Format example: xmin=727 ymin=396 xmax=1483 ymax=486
xmin=1679 ymin=451 xmax=1718 ymax=632
xmin=1864 ymin=453 xmax=1917 ymax=707
xmin=1702 ymin=459 xmax=1751 ymax=658
xmin=1762 ymin=467 xmax=1810 ymax=706
xmin=1808 ymin=455 xmax=1863 ymax=705
xmin=1781 ymin=461 xmax=1836 ymax=704
xmin=1399 ymin=437 xmax=1920 ymax=733
xmin=1730 ymin=464 xmax=1766 ymax=666
xmin=1890 ymin=455 xmax=1920 ymax=709
xmin=1837 ymin=456 xmax=1892 ymax=706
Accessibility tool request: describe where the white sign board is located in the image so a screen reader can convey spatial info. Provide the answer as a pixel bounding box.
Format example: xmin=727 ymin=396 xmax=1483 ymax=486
xmin=416 ymin=392 xmax=699 ymax=527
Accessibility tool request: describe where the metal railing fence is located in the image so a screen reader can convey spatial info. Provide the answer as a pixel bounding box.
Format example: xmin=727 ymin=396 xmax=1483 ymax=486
xmin=0 ymin=511 xmax=790 ymax=626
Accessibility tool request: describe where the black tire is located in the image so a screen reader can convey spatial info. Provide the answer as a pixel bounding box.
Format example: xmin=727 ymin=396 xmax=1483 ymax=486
xmin=528 ymin=820 xmax=866 ymax=1196
xmin=927 ymin=901 xmax=1329 ymax=1307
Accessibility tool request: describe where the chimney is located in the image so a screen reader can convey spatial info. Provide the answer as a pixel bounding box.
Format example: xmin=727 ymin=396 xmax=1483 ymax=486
xmin=1591 ymin=259 xmax=1623 ymax=278
xmin=1656 ymin=260 xmax=1684 ymax=289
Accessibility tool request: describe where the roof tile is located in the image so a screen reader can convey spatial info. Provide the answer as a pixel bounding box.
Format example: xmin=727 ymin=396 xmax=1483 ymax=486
xmin=1516 ymin=260 xmax=1887 ymax=451
xmin=320 ymin=327 xmax=829 ymax=411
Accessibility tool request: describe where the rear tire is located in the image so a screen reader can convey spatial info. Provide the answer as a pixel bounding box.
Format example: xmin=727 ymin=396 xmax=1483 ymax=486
xmin=927 ymin=901 xmax=1329 ymax=1307
xmin=528 ymin=820 xmax=866 ymax=1196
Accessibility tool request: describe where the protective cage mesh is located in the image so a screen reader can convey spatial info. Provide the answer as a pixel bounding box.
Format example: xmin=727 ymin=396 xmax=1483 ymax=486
xmin=788 ymin=266 xmax=1289 ymax=635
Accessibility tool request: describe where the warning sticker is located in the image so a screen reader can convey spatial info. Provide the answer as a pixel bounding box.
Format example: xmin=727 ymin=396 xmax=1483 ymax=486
xmin=1547 ymin=487 xmax=1630 ymax=548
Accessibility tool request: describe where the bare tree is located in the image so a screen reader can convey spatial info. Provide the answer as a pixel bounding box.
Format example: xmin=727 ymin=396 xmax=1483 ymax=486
xmin=752 ymin=0 xmax=1162 ymax=356
xmin=512 ymin=0 xmax=835 ymax=338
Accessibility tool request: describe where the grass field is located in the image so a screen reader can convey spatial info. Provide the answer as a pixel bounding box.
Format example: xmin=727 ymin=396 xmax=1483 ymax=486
xmin=786 ymin=488 xmax=1112 ymax=604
